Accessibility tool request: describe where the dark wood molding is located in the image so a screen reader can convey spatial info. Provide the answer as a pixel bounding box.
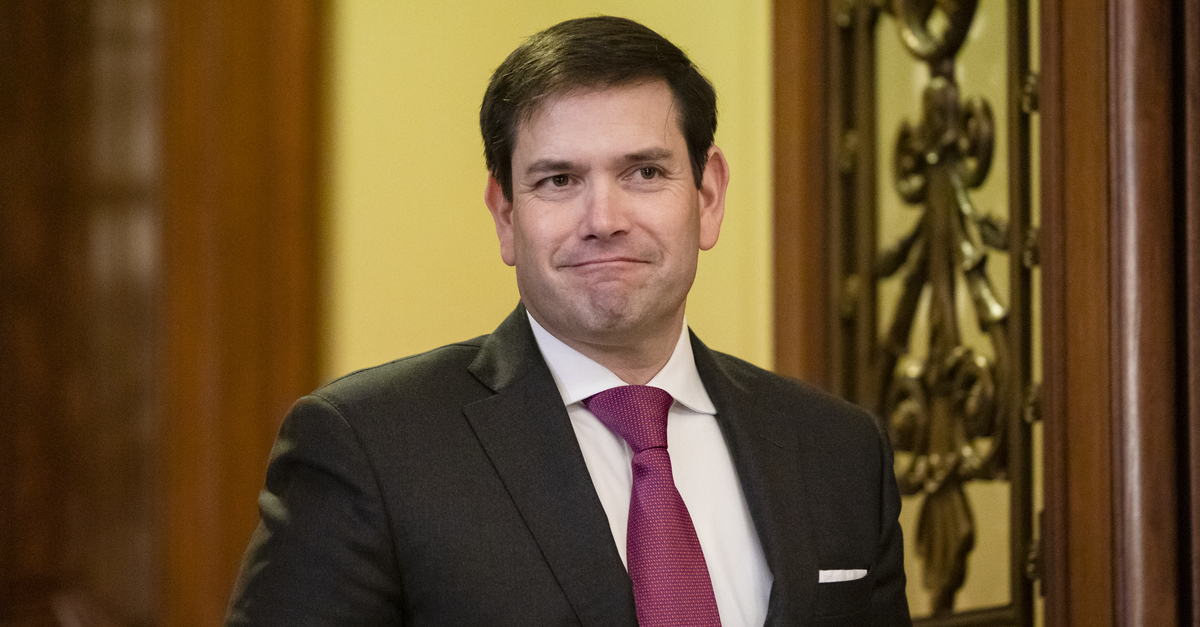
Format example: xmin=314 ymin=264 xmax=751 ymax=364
xmin=772 ymin=0 xmax=831 ymax=387
xmin=1004 ymin=0 xmax=1035 ymax=618
xmin=1037 ymin=0 xmax=1069 ymax=622
xmin=1108 ymin=0 xmax=1180 ymax=625
xmin=1041 ymin=0 xmax=1118 ymax=624
xmin=1041 ymin=0 xmax=1191 ymax=625
xmin=1186 ymin=0 xmax=1200 ymax=622
xmin=159 ymin=2 xmax=325 ymax=625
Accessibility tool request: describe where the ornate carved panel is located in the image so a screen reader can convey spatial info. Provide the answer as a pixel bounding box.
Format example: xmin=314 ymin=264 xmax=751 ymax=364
xmin=828 ymin=0 xmax=1039 ymax=623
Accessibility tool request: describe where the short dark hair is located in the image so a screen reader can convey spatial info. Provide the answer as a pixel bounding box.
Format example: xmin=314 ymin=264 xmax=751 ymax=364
xmin=480 ymin=16 xmax=718 ymax=201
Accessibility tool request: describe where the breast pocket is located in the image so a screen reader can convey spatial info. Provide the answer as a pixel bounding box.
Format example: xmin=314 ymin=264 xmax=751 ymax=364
xmin=812 ymin=571 xmax=872 ymax=623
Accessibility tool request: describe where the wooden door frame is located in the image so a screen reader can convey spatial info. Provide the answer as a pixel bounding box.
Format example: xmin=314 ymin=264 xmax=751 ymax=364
xmin=773 ymin=0 xmax=832 ymax=388
xmin=1033 ymin=0 xmax=1181 ymax=624
xmin=161 ymin=2 xmax=326 ymax=625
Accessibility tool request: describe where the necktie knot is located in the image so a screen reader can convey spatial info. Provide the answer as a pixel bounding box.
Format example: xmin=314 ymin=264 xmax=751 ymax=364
xmin=582 ymin=385 xmax=673 ymax=453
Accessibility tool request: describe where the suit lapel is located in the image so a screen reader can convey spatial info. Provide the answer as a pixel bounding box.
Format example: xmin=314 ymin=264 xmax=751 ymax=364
xmin=462 ymin=306 xmax=637 ymax=627
xmin=691 ymin=333 xmax=819 ymax=626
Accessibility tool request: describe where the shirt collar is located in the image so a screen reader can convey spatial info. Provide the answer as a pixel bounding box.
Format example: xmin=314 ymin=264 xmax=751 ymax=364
xmin=528 ymin=311 xmax=716 ymax=415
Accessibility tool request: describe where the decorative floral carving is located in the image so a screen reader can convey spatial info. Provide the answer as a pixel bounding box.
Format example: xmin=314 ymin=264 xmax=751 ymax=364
xmin=877 ymin=0 xmax=1016 ymax=615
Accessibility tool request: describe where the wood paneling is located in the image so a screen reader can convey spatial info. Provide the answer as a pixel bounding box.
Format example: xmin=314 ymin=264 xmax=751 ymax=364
xmin=0 ymin=1 xmax=90 ymax=622
xmin=0 ymin=2 xmax=154 ymax=623
xmin=1 ymin=1 xmax=324 ymax=625
xmin=772 ymin=0 xmax=831 ymax=387
xmin=160 ymin=2 xmax=324 ymax=625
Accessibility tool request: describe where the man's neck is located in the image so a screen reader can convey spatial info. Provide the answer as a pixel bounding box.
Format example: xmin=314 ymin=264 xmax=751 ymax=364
xmin=567 ymin=334 xmax=677 ymax=385
xmin=529 ymin=312 xmax=683 ymax=385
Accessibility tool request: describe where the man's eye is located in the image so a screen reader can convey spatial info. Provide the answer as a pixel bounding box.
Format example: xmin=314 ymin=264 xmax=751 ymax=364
xmin=550 ymin=174 xmax=569 ymax=187
xmin=639 ymin=167 xmax=658 ymax=179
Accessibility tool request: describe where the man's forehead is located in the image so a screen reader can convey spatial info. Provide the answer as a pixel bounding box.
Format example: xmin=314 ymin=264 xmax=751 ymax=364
xmin=519 ymin=78 xmax=671 ymax=118
xmin=512 ymin=81 xmax=683 ymax=157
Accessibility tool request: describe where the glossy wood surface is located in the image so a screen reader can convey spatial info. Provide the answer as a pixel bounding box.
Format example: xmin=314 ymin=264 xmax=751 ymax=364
xmin=1041 ymin=0 xmax=1118 ymax=624
xmin=772 ymin=0 xmax=832 ymax=387
xmin=1108 ymin=1 xmax=1180 ymax=625
xmin=161 ymin=2 xmax=325 ymax=625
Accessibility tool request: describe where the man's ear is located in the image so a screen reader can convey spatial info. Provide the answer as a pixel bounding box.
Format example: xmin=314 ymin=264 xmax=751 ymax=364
xmin=485 ymin=173 xmax=516 ymax=266
xmin=697 ymin=146 xmax=728 ymax=251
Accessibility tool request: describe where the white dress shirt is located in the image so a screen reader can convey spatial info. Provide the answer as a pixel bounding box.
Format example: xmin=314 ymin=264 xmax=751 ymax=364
xmin=528 ymin=314 xmax=773 ymax=627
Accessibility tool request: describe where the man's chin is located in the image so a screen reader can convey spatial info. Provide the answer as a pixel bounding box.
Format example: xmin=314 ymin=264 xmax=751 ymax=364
xmin=526 ymin=286 xmax=683 ymax=343
xmin=565 ymin=302 xmax=681 ymax=345
xmin=535 ymin=303 xmax=639 ymax=344
xmin=566 ymin=307 xmax=638 ymax=337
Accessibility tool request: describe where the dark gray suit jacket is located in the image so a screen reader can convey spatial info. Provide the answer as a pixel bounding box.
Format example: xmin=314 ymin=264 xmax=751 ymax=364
xmin=226 ymin=306 xmax=911 ymax=626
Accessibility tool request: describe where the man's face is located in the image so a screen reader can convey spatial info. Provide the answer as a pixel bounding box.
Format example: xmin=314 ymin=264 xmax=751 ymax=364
xmin=485 ymin=80 xmax=727 ymax=354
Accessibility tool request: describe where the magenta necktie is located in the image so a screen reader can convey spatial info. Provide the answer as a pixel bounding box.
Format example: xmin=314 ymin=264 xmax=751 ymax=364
xmin=583 ymin=385 xmax=721 ymax=626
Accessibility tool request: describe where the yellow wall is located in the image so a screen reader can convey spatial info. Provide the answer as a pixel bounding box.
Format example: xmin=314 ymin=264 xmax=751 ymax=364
xmin=325 ymin=1 xmax=773 ymax=380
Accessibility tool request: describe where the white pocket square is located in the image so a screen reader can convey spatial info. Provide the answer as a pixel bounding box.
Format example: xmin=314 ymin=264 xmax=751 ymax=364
xmin=818 ymin=569 xmax=868 ymax=583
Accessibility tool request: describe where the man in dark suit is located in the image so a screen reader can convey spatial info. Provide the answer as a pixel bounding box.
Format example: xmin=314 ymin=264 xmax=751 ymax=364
xmin=227 ymin=16 xmax=910 ymax=627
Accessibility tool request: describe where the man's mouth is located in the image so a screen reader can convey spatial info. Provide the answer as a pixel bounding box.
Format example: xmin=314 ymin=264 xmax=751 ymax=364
xmin=566 ymin=256 xmax=645 ymax=268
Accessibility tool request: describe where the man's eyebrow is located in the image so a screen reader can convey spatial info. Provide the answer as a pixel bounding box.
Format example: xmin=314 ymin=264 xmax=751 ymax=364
xmin=522 ymin=148 xmax=675 ymax=177
xmin=523 ymin=159 xmax=575 ymax=176
xmin=621 ymin=148 xmax=674 ymax=164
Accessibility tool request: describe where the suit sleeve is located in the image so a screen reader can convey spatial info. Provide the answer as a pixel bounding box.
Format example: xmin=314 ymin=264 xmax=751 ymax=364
xmin=226 ymin=395 xmax=403 ymax=627
xmin=870 ymin=417 xmax=913 ymax=627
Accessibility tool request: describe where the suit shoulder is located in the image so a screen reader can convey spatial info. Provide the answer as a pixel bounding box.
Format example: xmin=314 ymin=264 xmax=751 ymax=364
xmin=705 ymin=348 xmax=851 ymax=408
xmin=707 ymin=349 xmax=885 ymax=441
xmin=309 ymin=335 xmax=490 ymax=411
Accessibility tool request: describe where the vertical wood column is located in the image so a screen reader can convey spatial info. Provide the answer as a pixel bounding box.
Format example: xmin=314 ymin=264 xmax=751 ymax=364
xmin=1041 ymin=0 xmax=1185 ymax=625
xmin=1108 ymin=1 xmax=1179 ymax=625
xmin=772 ymin=0 xmax=831 ymax=387
xmin=1188 ymin=0 xmax=1200 ymax=621
xmin=1041 ymin=0 xmax=1114 ymax=624
xmin=1042 ymin=0 xmax=1120 ymax=624
xmin=160 ymin=2 xmax=324 ymax=625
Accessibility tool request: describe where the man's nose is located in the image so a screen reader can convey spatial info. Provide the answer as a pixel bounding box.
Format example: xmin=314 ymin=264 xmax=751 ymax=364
xmin=580 ymin=180 xmax=631 ymax=239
